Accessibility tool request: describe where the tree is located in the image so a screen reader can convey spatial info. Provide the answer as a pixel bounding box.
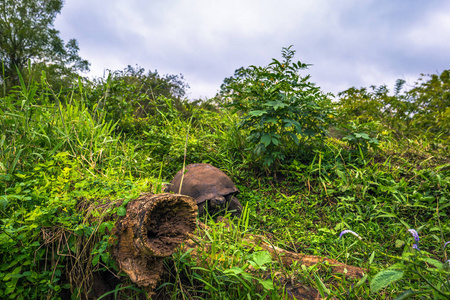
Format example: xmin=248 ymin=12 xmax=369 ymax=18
xmin=336 ymin=80 xmax=415 ymax=136
xmin=336 ymin=70 xmax=449 ymax=143
xmin=0 ymin=0 xmax=89 ymax=88
xmin=407 ymin=70 xmax=450 ymax=139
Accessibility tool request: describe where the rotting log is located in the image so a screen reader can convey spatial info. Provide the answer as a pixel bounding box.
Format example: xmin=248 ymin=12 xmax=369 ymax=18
xmin=249 ymin=234 xmax=365 ymax=278
xmin=110 ymin=193 xmax=198 ymax=295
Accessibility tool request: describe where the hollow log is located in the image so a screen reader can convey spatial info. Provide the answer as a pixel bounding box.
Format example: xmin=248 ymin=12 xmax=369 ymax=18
xmin=110 ymin=193 xmax=198 ymax=295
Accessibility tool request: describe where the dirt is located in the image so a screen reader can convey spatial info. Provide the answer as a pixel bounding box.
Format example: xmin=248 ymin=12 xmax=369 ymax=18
xmin=145 ymin=198 xmax=198 ymax=255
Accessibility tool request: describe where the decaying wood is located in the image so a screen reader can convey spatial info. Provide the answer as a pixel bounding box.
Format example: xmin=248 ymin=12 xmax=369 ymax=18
xmin=247 ymin=234 xmax=365 ymax=279
xmin=246 ymin=234 xmax=365 ymax=299
xmin=110 ymin=193 xmax=198 ymax=295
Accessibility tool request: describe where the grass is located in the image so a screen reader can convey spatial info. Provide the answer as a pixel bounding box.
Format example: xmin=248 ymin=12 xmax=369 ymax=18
xmin=0 ymin=72 xmax=449 ymax=299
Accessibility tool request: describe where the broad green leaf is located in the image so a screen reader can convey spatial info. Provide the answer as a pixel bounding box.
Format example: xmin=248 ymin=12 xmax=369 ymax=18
xmin=0 ymin=196 xmax=8 ymax=209
xmin=117 ymin=206 xmax=127 ymax=216
xmin=250 ymin=251 xmax=272 ymax=268
xmin=248 ymin=110 xmax=267 ymax=117
xmin=266 ymin=100 xmax=288 ymax=110
xmin=3 ymin=266 xmax=22 ymax=281
xmin=271 ymin=137 xmax=279 ymax=146
xmin=223 ymin=266 xmax=245 ymax=275
xmin=92 ymin=254 xmax=100 ymax=266
xmin=421 ymin=257 xmax=444 ymax=270
xmin=289 ymin=132 xmax=299 ymax=145
xmin=99 ymin=221 xmax=115 ymax=234
xmin=257 ymin=278 xmax=274 ymax=291
xmin=260 ymin=134 xmax=272 ymax=147
xmin=371 ymin=269 xmax=404 ymax=293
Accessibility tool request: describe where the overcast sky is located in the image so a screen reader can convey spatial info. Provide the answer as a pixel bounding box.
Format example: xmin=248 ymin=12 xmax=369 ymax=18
xmin=55 ymin=0 xmax=450 ymax=99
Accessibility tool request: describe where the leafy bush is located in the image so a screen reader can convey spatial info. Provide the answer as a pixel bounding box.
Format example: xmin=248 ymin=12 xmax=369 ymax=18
xmin=222 ymin=46 xmax=334 ymax=168
xmin=336 ymin=70 xmax=450 ymax=145
xmin=340 ymin=120 xmax=381 ymax=152
xmin=83 ymin=65 xmax=190 ymax=133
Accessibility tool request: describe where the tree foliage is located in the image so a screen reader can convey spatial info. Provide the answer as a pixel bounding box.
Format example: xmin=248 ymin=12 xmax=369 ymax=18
xmin=0 ymin=0 xmax=89 ymax=88
xmin=336 ymin=80 xmax=412 ymax=135
xmin=336 ymin=70 xmax=449 ymax=144
xmin=408 ymin=70 xmax=450 ymax=139
xmin=82 ymin=65 xmax=190 ymax=132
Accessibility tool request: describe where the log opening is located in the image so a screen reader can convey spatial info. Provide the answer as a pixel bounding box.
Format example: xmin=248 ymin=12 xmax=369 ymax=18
xmin=110 ymin=193 xmax=198 ymax=294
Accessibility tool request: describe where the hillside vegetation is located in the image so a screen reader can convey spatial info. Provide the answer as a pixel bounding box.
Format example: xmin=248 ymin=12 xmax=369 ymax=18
xmin=0 ymin=48 xmax=449 ymax=299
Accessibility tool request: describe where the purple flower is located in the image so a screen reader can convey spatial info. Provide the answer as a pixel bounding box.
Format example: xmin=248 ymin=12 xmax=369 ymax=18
xmin=412 ymin=244 xmax=420 ymax=251
xmin=444 ymin=241 xmax=450 ymax=250
xmin=408 ymin=229 xmax=420 ymax=243
xmin=445 ymin=260 xmax=450 ymax=265
xmin=339 ymin=230 xmax=362 ymax=240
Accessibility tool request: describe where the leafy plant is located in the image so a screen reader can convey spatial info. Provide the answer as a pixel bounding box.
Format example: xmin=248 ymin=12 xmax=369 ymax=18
xmin=341 ymin=120 xmax=381 ymax=152
xmin=336 ymin=70 xmax=450 ymax=145
xmin=222 ymin=46 xmax=334 ymax=168
xmin=164 ymin=208 xmax=283 ymax=300
xmin=340 ymin=228 xmax=450 ymax=299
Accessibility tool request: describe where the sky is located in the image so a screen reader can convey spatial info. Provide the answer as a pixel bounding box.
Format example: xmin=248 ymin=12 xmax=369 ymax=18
xmin=55 ymin=0 xmax=450 ymax=99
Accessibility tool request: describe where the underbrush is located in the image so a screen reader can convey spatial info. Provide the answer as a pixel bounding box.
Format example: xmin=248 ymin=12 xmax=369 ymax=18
xmin=1 ymin=74 xmax=449 ymax=299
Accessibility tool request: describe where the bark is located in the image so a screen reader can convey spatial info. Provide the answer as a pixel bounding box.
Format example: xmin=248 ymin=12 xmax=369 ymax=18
xmin=110 ymin=193 xmax=198 ymax=295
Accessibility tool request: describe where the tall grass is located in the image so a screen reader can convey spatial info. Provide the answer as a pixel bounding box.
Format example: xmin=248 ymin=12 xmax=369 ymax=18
xmin=0 ymin=72 xmax=138 ymax=178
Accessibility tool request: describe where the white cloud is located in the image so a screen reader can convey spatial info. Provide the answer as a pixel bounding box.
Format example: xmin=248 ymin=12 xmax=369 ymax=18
xmin=406 ymin=10 xmax=450 ymax=53
xmin=55 ymin=0 xmax=450 ymax=99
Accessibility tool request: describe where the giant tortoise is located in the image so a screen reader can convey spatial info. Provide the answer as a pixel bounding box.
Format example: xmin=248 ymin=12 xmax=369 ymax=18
xmin=165 ymin=163 xmax=243 ymax=217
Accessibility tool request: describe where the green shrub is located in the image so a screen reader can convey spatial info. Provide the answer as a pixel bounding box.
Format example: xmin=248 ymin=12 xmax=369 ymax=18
xmin=222 ymin=46 xmax=334 ymax=168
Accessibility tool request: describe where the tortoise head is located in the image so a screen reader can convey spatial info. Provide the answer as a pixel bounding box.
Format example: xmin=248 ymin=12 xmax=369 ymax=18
xmin=209 ymin=195 xmax=227 ymax=208
xmin=198 ymin=194 xmax=233 ymax=216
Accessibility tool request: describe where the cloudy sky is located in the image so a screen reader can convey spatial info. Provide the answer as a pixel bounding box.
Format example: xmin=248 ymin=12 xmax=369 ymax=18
xmin=55 ymin=0 xmax=450 ymax=99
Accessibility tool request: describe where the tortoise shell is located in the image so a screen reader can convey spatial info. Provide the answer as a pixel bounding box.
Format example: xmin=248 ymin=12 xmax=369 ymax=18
xmin=165 ymin=163 xmax=241 ymax=216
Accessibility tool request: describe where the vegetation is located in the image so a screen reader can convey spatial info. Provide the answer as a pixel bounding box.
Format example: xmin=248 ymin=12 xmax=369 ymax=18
xmin=0 ymin=40 xmax=449 ymax=300
xmin=221 ymin=46 xmax=334 ymax=169
xmin=336 ymin=71 xmax=450 ymax=143
xmin=0 ymin=0 xmax=89 ymax=90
